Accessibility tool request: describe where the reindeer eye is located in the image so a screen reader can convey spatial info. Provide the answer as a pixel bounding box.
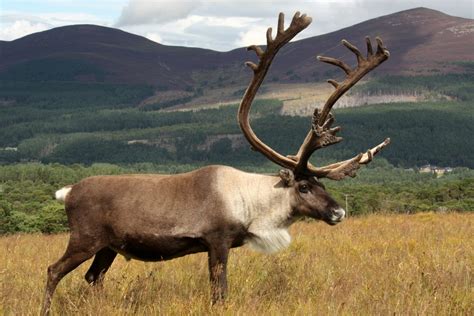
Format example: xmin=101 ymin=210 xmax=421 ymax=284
xmin=299 ymin=184 xmax=310 ymax=193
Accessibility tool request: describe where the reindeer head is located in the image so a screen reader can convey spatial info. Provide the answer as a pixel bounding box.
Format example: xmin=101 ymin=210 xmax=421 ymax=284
xmin=279 ymin=169 xmax=345 ymax=225
xmin=238 ymin=12 xmax=391 ymax=225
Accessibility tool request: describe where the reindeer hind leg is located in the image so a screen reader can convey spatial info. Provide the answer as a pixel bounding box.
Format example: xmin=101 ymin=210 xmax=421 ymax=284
xmin=41 ymin=235 xmax=105 ymax=316
xmin=84 ymin=247 xmax=117 ymax=285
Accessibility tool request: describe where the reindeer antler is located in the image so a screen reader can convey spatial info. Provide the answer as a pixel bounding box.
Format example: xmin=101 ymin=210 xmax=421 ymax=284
xmin=238 ymin=12 xmax=312 ymax=170
xmin=292 ymin=37 xmax=391 ymax=178
xmin=238 ymin=12 xmax=391 ymax=180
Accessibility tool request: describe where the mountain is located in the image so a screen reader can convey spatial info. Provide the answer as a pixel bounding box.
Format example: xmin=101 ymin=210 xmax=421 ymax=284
xmin=0 ymin=8 xmax=472 ymax=88
xmin=274 ymin=7 xmax=474 ymax=79
xmin=0 ymin=25 xmax=224 ymax=87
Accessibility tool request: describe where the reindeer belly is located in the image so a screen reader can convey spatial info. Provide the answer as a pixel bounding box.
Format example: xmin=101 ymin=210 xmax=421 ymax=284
xmin=110 ymin=234 xmax=207 ymax=262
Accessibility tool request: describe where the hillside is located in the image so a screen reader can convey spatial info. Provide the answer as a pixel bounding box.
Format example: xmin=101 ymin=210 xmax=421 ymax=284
xmin=0 ymin=8 xmax=472 ymax=90
xmin=0 ymin=25 xmax=222 ymax=88
xmin=1 ymin=79 xmax=473 ymax=168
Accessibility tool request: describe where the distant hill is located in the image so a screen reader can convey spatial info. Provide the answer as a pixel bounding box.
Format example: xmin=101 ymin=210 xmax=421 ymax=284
xmin=0 ymin=25 xmax=222 ymax=88
xmin=269 ymin=7 xmax=474 ymax=80
xmin=0 ymin=7 xmax=472 ymax=89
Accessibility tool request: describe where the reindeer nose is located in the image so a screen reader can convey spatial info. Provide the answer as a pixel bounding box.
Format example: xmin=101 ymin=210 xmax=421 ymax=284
xmin=331 ymin=208 xmax=346 ymax=221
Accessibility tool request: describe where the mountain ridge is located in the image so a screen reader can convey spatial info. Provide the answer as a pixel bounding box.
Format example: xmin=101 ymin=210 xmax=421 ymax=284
xmin=0 ymin=7 xmax=472 ymax=88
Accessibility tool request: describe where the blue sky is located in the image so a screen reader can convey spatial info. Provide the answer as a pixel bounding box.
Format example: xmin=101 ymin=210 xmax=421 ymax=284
xmin=2 ymin=0 xmax=124 ymax=20
xmin=1 ymin=0 xmax=472 ymax=51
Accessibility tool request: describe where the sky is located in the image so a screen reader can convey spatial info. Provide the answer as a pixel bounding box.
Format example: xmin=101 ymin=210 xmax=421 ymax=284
xmin=1 ymin=0 xmax=473 ymax=51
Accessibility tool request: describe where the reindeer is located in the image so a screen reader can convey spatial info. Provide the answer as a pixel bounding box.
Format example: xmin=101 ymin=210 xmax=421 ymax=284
xmin=41 ymin=12 xmax=390 ymax=315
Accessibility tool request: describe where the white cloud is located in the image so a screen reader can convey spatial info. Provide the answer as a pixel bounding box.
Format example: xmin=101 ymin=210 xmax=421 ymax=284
xmin=116 ymin=0 xmax=201 ymax=26
xmin=38 ymin=12 xmax=107 ymax=25
xmin=121 ymin=14 xmax=261 ymax=50
xmin=1 ymin=11 xmax=106 ymax=25
xmin=0 ymin=11 xmax=109 ymax=41
xmin=236 ymin=25 xmax=268 ymax=47
xmin=145 ymin=32 xmax=162 ymax=43
xmin=0 ymin=20 xmax=50 ymax=41
xmin=204 ymin=16 xmax=260 ymax=28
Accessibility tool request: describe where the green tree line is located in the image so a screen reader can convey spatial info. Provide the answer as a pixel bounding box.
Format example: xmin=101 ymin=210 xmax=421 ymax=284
xmin=1 ymin=162 xmax=472 ymax=234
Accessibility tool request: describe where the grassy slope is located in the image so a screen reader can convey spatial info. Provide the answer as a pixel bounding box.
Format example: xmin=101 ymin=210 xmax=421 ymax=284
xmin=1 ymin=213 xmax=472 ymax=315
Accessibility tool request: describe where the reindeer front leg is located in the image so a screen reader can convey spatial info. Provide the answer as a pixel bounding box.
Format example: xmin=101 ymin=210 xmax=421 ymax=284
xmin=207 ymin=243 xmax=230 ymax=304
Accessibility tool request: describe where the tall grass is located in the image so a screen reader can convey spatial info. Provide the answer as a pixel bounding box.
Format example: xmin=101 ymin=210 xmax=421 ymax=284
xmin=1 ymin=213 xmax=472 ymax=315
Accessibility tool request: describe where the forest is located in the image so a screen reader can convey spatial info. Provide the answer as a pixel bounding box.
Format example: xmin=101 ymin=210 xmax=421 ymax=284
xmin=1 ymin=161 xmax=473 ymax=234
xmin=0 ymin=73 xmax=473 ymax=233
xmin=1 ymin=74 xmax=473 ymax=168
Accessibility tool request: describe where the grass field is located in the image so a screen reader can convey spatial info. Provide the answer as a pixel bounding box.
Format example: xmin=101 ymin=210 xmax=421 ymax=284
xmin=1 ymin=213 xmax=472 ymax=315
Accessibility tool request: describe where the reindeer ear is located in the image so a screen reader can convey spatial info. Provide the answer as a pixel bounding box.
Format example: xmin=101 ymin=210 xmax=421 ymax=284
xmin=279 ymin=169 xmax=295 ymax=186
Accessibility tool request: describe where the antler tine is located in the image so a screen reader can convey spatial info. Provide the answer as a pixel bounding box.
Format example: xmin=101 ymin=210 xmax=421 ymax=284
xmin=277 ymin=12 xmax=285 ymax=35
xmin=376 ymin=37 xmax=389 ymax=56
xmin=342 ymin=39 xmax=364 ymax=64
xmin=327 ymin=79 xmax=339 ymax=89
xmin=247 ymin=45 xmax=264 ymax=58
xmin=365 ymin=36 xmax=373 ymax=56
xmin=306 ymin=138 xmax=391 ymax=179
xmin=360 ymin=138 xmax=391 ymax=164
xmin=244 ymin=61 xmax=258 ymax=72
xmin=317 ymin=56 xmax=352 ymax=75
xmin=266 ymin=27 xmax=274 ymax=46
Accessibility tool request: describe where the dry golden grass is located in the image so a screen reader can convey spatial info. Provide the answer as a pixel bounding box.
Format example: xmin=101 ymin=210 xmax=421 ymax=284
xmin=1 ymin=213 xmax=473 ymax=315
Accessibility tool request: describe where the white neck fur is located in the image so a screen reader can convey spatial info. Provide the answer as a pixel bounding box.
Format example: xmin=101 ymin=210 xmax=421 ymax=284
xmin=216 ymin=167 xmax=294 ymax=253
